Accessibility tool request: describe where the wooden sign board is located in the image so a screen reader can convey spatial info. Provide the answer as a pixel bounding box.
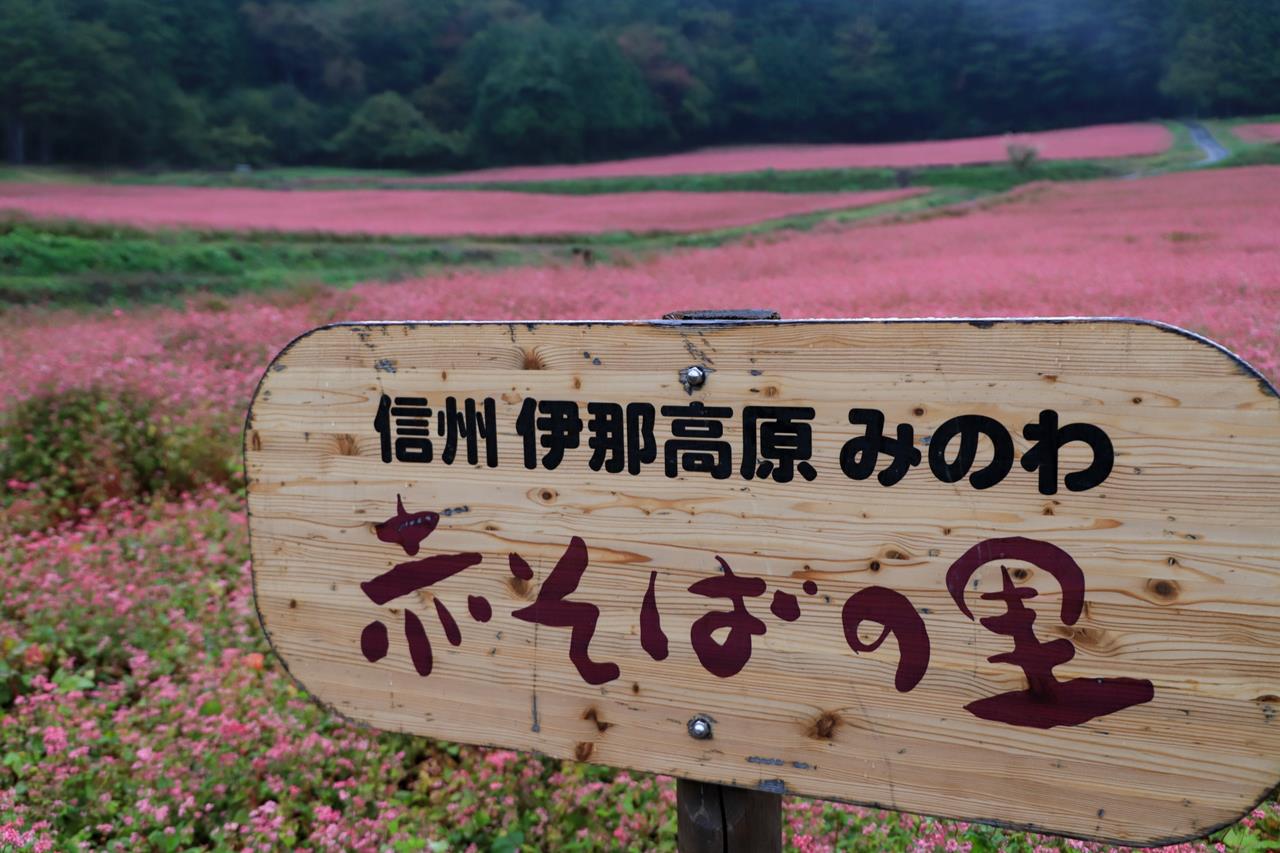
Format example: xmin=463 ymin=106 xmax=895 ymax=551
xmin=245 ymin=319 xmax=1280 ymax=846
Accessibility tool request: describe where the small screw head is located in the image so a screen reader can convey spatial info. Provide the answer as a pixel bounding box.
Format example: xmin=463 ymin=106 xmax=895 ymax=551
xmin=684 ymin=365 xmax=707 ymax=388
xmin=687 ymin=715 xmax=713 ymax=740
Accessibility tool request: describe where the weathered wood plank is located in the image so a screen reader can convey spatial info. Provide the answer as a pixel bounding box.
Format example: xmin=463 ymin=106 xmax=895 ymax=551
xmin=677 ymin=778 xmax=782 ymax=853
xmin=245 ymin=319 xmax=1280 ymax=846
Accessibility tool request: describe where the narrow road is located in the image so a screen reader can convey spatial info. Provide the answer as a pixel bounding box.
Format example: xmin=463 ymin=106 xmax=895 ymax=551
xmin=1185 ymin=121 xmax=1228 ymax=165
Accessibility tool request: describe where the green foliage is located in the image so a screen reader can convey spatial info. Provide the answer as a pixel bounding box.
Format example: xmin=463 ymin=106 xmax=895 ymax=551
xmin=1006 ymin=141 xmax=1040 ymax=172
xmin=570 ymin=35 xmax=672 ymax=156
xmin=331 ymin=91 xmax=460 ymax=167
xmin=1161 ymin=0 xmax=1280 ymax=115
xmin=0 ymin=220 xmax=530 ymax=307
xmin=1216 ymin=144 xmax=1280 ymax=168
xmin=0 ymin=387 xmax=236 ymax=529
xmin=215 ymin=86 xmax=327 ymax=165
xmin=420 ymin=158 xmax=1121 ymax=196
xmin=1220 ymin=826 xmax=1280 ymax=852
xmin=466 ymin=22 xmax=587 ymax=164
xmin=5 ymin=0 xmax=1279 ymax=170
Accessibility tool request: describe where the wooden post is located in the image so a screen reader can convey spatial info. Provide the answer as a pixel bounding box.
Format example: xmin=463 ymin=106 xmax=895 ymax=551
xmin=666 ymin=310 xmax=784 ymax=853
xmin=677 ymin=779 xmax=782 ymax=853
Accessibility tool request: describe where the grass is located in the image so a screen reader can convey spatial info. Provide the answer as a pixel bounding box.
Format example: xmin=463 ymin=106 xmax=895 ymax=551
xmin=0 ymin=184 xmax=950 ymax=309
xmin=0 ymin=218 xmax=547 ymax=309
xmin=1130 ymin=120 xmax=1202 ymax=171
xmin=396 ymin=158 xmax=1128 ymax=195
xmin=1 ymin=158 xmax=1130 ymax=195
xmin=1193 ymin=116 xmax=1280 ymax=168
xmin=1212 ymin=145 xmax=1280 ymax=167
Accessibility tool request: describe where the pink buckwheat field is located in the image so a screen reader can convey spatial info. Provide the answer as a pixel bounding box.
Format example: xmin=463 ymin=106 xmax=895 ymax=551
xmin=0 ymin=185 xmax=921 ymax=238
xmin=2 ymin=157 xmax=1280 ymax=845
xmin=3 ymin=163 xmax=1280 ymax=851
xmin=419 ymin=123 xmax=1172 ymax=184
xmin=1233 ymin=123 xmax=1280 ymax=144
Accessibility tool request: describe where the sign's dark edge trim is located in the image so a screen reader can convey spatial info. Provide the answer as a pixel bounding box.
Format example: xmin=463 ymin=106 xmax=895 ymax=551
xmin=240 ymin=317 xmax=1280 ymax=849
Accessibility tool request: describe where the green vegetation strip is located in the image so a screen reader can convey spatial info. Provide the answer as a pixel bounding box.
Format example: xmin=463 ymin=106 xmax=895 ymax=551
xmin=0 ymin=220 xmax=541 ymax=309
xmin=55 ymin=158 xmax=1125 ymax=195
xmin=385 ymin=159 xmax=1126 ymax=195
xmin=0 ymin=186 xmax=954 ymax=309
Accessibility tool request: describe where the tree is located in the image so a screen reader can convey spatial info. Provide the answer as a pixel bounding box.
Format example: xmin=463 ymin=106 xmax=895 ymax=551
xmin=567 ymin=35 xmax=671 ymax=156
xmin=0 ymin=0 xmax=75 ymax=163
xmin=1162 ymin=0 xmax=1280 ymax=115
xmin=5 ymin=0 xmax=1278 ymax=170
xmin=330 ymin=91 xmax=459 ymax=167
xmin=467 ymin=22 xmax=584 ymax=163
xmin=217 ymin=86 xmax=324 ymax=164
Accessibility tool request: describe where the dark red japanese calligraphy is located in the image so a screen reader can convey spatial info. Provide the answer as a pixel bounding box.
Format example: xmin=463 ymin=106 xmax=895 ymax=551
xmin=946 ymin=537 xmax=1154 ymax=728
xmin=360 ymin=498 xmax=485 ymax=676
xmin=770 ymin=589 xmax=801 ymax=621
xmin=509 ymin=553 xmax=534 ymax=581
xmin=360 ymin=620 xmax=389 ymax=662
xmin=688 ymin=556 xmax=767 ymax=677
xmin=359 ymin=551 xmax=483 ymax=676
xmin=374 ymin=494 xmax=439 ymax=556
xmin=640 ymin=570 xmax=669 ymax=661
xmin=435 ymin=597 xmax=462 ymax=646
xmin=468 ymin=595 xmax=492 ymax=623
xmin=841 ymin=586 xmax=930 ymax=692
xmin=511 ymin=537 xmax=620 ymax=685
xmin=360 ymin=553 xmax=482 ymax=605
xmin=403 ymin=609 xmax=434 ymax=675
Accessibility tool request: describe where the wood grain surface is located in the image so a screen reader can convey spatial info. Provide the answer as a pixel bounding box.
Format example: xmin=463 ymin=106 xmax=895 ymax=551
xmin=244 ymin=319 xmax=1280 ymax=846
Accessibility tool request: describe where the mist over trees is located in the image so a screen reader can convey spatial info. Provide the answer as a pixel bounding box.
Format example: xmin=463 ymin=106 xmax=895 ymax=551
xmin=2 ymin=0 xmax=1277 ymax=169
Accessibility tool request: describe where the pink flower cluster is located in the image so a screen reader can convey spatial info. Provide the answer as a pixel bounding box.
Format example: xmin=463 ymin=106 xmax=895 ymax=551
xmin=420 ymin=123 xmax=1172 ymax=183
xmin=1232 ymin=123 xmax=1280 ymax=143
xmin=0 ymin=490 xmax=426 ymax=851
xmin=0 ymin=184 xmax=920 ymax=238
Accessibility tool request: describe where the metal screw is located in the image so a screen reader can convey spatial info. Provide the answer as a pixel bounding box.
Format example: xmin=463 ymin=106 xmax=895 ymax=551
xmin=687 ymin=715 xmax=713 ymax=740
xmin=684 ymin=365 xmax=707 ymax=388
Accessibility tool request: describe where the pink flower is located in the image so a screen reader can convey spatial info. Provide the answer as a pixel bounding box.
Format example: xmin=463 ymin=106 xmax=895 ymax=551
xmin=40 ymin=726 xmax=68 ymax=756
xmin=483 ymin=750 xmax=519 ymax=770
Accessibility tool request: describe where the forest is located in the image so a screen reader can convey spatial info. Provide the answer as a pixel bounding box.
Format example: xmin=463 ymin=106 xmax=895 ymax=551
xmin=1 ymin=0 xmax=1278 ymax=170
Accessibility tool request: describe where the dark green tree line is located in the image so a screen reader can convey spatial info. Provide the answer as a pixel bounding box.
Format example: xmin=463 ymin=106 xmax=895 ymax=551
xmin=1 ymin=0 xmax=1277 ymax=169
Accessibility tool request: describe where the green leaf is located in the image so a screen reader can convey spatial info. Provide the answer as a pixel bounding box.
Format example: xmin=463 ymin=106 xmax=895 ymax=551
xmin=490 ymin=830 xmax=525 ymax=853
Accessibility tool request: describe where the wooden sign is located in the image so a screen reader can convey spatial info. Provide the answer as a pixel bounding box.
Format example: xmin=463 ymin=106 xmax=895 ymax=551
xmin=245 ymin=319 xmax=1280 ymax=846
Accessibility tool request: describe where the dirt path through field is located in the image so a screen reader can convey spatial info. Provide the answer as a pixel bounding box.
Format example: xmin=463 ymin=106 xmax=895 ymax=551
xmin=1186 ymin=121 xmax=1228 ymax=165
